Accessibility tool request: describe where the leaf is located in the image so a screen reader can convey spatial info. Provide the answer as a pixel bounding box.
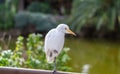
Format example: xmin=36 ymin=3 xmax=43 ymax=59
xmin=107 ymin=8 xmax=116 ymax=30
xmin=63 ymin=48 xmax=70 ymax=52
xmin=69 ymin=0 xmax=119 ymax=33
xmin=96 ymin=13 xmax=106 ymax=30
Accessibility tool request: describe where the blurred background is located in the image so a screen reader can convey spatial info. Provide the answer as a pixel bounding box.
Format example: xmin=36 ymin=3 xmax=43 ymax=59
xmin=0 ymin=0 xmax=120 ymax=74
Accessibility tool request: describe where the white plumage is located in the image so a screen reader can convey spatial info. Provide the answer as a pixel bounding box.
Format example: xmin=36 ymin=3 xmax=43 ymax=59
xmin=44 ymin=24 xmax=76 ymax=63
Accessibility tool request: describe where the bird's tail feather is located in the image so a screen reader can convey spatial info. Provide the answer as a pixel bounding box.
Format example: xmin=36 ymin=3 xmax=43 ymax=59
xmin=46 ymin=50 xmax=58 ymax=63
xmin=46 ymin=56 xmax=54 ymax=63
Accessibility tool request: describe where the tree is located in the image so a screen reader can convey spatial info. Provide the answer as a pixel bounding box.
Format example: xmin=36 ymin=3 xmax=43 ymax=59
xmin=0 ymin=0 xmax=18 ymax=30
xmin=69 ymin=0 xmax=120 ymax=35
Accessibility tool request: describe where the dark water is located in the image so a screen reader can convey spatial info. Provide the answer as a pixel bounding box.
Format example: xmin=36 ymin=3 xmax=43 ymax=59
xmin=65 ymin=38 xmax=120 ymax=74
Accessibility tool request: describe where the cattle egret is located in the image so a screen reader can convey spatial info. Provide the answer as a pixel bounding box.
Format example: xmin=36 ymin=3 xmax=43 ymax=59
xmin=44 ymin=24 xmax=76 ymax=74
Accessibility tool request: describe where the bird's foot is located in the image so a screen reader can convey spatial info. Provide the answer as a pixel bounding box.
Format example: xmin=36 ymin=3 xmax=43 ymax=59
xmin=52 ymin=70 xmax=57 ymax=74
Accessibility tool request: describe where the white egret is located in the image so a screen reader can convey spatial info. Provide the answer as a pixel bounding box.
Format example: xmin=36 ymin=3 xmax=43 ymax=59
xmin=44 ymin=24 xmax=76 ymax=74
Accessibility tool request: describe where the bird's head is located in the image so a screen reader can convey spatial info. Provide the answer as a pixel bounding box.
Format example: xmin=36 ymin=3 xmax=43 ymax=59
xmin=56 ymin=24 xmax=76 ymax=36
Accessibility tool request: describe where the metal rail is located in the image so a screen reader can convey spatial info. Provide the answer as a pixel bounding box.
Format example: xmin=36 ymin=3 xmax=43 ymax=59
xmin=0 ymin=67 xmax=80 ymax=74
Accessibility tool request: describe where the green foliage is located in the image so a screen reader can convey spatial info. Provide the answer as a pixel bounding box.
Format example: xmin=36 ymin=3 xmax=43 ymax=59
xmin=0 ymin=33 xmax=71 ymax=71
xmin=15 ymin=12 xmax=57 ymax=31
xmin=0 ymin=35 xmax=24 ymax=67
xmin=69 ymin=0 xmax=120 ymax=33
xmin=0 ymin=0 xmax=18 ymax=30
xmin=27 ymin=2 xmax=51 ymax=14
xmin=0 ymin=49 xmax=24 ymax=67
xmin=25 ymin=33 xmax=44 ymax=68
xmin=15 ymin=36 xmax=24 ymax=51
xmin=14 ymin=12 xmax=30 ymax=29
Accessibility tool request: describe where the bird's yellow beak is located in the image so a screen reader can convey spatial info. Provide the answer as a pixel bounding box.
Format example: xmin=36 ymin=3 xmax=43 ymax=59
xmin=66 ymin=29 xmax=76 ymax=36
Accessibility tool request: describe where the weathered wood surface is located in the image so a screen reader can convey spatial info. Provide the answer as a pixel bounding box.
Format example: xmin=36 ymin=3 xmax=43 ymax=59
xmin=0 ymin=67 xmax=80 ymax=74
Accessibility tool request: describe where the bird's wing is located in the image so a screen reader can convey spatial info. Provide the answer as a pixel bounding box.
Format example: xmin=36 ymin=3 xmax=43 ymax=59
xmin=44 ymin=29 xmax=65 ymax=63
xmin=44 ymin=29 xmax=56 ymax=51
xmin=44 ymin=29 xmax=57 ymax=63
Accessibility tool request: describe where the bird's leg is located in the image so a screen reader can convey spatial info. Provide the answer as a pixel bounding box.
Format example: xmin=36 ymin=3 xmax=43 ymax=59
xmin=53 ymin=57 xmax=57 ymax=74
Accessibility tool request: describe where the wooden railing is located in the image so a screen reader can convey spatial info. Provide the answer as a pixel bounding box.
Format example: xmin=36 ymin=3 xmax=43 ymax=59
xmin=0 ymin=67 xmax=80 ymax=74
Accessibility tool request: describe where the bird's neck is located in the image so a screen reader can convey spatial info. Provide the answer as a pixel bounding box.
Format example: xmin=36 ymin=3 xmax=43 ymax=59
xmin=57 ymin=29 xmax=65 ymax=36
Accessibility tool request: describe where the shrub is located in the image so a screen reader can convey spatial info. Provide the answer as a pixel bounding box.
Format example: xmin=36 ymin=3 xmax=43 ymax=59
xmin=0 ymin=49 xmax=24 ymax=67
xmin=15 ymin=12 xmax=57 ymax=32
xmin=14 ymin=12 xmax=30 ymax=30
xmin=0 ymin=36 xmax=24 ymax=67
xmin=0 ymin=33 xmax=71 ymax=71
xmin=27 ymin=2 xmax=52 ymax=14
